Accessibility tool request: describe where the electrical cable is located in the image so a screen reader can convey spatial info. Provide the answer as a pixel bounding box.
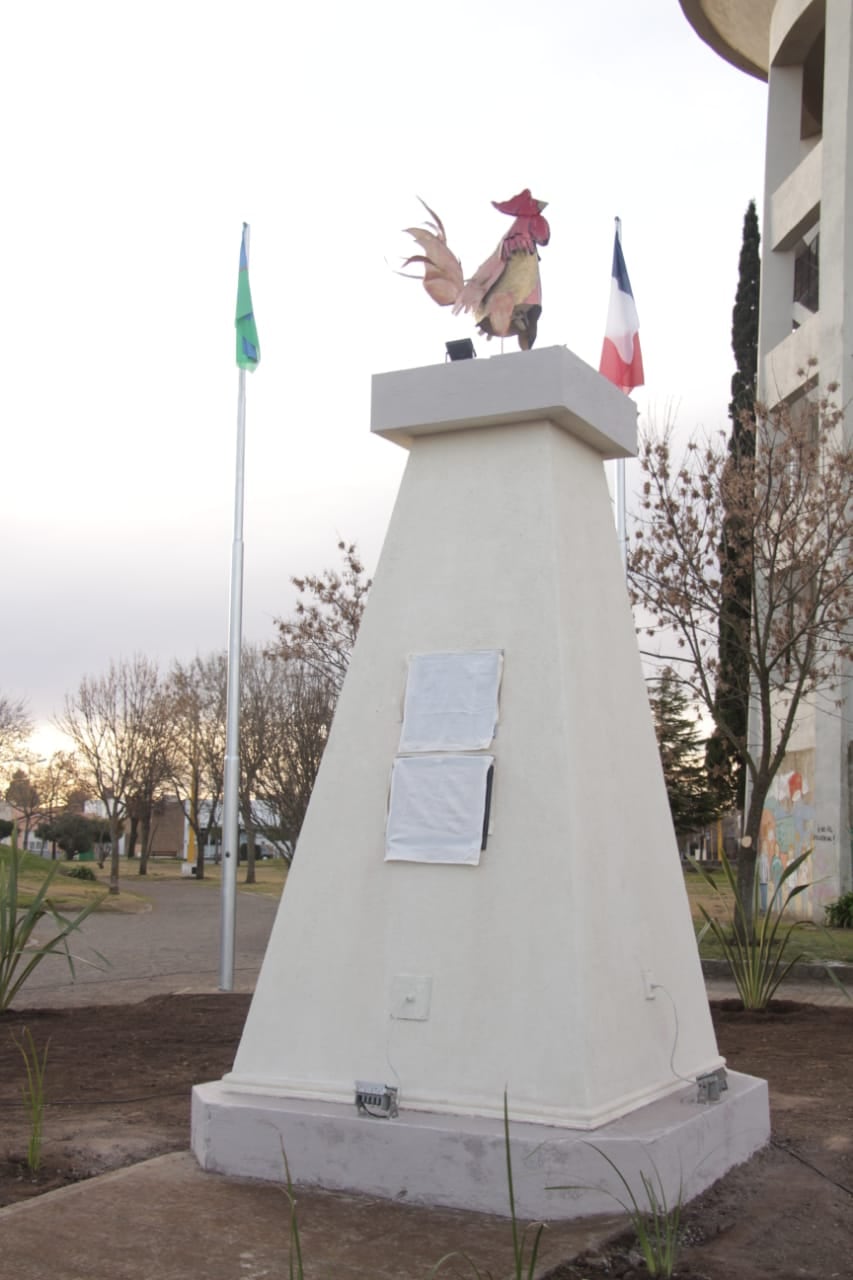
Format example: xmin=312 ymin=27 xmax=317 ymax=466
xmin=652 ymin=981 xmax=706 ymax=1090
xmin=4 ymin=1089 xmax=190 ymax=1109
xmin=771 ymin=1139 xmax=853 ymax=1199
xmin=358 ymin=1102 xmax=394 ymax=1120
xmin=385 ymin=1010 xmax=402 ymax=1103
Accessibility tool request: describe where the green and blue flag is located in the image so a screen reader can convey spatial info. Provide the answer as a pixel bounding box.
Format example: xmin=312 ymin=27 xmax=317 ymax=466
xmin=235 ymin=224 xmax=260 ymax=371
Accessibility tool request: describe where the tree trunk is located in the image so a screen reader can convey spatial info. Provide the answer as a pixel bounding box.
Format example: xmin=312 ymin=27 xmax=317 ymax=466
xmin=127 ymin=813 xmax=139 ymax=859
xmin=244 ymin=827 xmax=256 ymax=885
xmin=194 ymin=824 xmax=205 ymax=880
xmin=139 ymin=813 xmax=151 ymax=876
xmin=736 ymin=781 xmax=767 ymax=936
xmin=109 ymin=811 xmax=121 ymax=895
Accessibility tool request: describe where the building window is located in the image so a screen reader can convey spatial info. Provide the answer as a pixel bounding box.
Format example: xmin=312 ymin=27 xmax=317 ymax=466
xmin=793 ymin=231 xmax=819 ymax=317
xmin=800 ymin=28 xmax=824 ymax=140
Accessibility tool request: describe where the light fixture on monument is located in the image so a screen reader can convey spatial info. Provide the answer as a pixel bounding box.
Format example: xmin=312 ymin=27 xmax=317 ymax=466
xmin=445 ymin=338 xmax=476 ymax=362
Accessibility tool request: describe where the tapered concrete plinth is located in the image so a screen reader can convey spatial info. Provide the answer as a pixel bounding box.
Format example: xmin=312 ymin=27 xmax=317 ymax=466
xmin=193 ymin=346 xmax=770 ymax=1214
xmin=193 ymin=1071 xmax=768 ymax=1220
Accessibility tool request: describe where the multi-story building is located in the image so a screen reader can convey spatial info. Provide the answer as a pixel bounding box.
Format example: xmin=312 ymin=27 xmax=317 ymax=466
xmin=680 ymin=1 xmax=852 ymax=916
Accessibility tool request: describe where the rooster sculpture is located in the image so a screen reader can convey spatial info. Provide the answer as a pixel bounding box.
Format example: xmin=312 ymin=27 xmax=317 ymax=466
xmin=403 ymin=190 xmax=550 ymax=350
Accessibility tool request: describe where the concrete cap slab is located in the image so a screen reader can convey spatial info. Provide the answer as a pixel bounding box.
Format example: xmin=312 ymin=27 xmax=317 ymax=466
xmin=371 ymin=345 xmax=638 ymax=460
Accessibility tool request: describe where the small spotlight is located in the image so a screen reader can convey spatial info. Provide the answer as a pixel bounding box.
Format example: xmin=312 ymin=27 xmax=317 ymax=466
xmin=445 ymin=338 xmax=476 ymax=362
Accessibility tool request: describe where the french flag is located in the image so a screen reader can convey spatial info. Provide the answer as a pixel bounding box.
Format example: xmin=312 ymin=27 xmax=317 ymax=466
xmin=599 ymin=221 xmax=644 ymax=393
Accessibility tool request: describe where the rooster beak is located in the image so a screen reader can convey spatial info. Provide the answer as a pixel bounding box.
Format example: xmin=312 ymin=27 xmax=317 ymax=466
xmin=537 ymin=200 xmax=548 ymax=212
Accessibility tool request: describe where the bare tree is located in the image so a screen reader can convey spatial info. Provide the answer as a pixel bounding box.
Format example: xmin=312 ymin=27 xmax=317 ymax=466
xmin=126 ymin=687 xmax=177 ymax=875
xmin=629 ymin=389 xmax=853 ymax=922
xmin=166 ymin=653 xmax=227 ymax=880
xmin=0 ymin=694 xmax=32 ymax=783
xmin=271 ymin=540 xmax=370 ymax=694
xmin=236 ymin=644 xmax=279 ymax=885
xmin=5 ymin=769 xmax=40 ymax=851
xmin=255 ymin=661 xmax=336 ymax=860
xmin=31 ymin=751 xmax=81 ymax=859
xmin=57 ymin=657 xmax=162 ymax=894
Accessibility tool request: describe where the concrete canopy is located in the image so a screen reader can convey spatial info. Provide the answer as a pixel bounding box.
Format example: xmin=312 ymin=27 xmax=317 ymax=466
xmin=679 ymin=0 xmax=773 ymax=80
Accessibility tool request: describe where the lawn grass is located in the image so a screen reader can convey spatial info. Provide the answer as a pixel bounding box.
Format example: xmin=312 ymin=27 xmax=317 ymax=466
xmin=173 ymin=859 xmax=289 ymax=900
xmin=683 ymin=865 xmax=853 ymax=965
xmin=0 ymin=844 xmax=116 ymax=911
xmin=1 ymin=845 xmax=288 ymax=910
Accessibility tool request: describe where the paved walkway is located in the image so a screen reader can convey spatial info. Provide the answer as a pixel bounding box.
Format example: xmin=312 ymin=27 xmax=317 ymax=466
xmin=14 ymin=875 xmax=278 ymax=1008
xmin=19 ymin=871 xmax=851 ymax=1010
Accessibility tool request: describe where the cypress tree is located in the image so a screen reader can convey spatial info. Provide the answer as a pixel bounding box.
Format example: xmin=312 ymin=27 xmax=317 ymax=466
xmin=707 ymin=201 xmax=760 ymax=809
xmin=650 ymin=670 xmax=723 ymax=839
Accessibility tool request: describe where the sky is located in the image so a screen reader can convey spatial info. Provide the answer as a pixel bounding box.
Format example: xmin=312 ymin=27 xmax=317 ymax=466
xmin=0 ymin=0 xmax=768 ymax=754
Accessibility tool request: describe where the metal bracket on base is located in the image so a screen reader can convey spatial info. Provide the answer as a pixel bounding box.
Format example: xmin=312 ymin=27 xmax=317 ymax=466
xmin=355 ymin=1081 xmax=399 ymax=1119
xmin=696 ymin=1067 xmax=728 ymax=1103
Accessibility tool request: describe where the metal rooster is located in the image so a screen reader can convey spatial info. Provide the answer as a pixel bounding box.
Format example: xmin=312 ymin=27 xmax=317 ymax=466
xmin=403 ymin=190 xmax=550 ymax=350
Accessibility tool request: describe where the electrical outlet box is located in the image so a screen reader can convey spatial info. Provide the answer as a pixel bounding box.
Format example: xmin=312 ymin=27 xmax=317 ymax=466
xmin=390 ymin=974 xmax=432 ymax=1020
xmin=642 ymin=969 xmax=656 ymax=1000
xmin=355 ymin=1081 xmax=399 ymax=1117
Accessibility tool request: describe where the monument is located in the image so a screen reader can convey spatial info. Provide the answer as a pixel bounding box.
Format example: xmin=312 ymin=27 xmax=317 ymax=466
xmin=193 ymin=338 xmax=769 ymax=1218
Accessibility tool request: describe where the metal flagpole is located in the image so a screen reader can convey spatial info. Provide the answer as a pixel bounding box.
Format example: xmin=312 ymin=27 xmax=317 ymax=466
xmin=219 ymin=366 xmax=245 ymax=989
xmin=220 ymin=356 xmax=248 ymax=992
xmin=220 ymin=221 xmax=259 ymax=990
xmin=614 ymin=217 xmax=628 ymax=579
xmin=616 ymin=453 xmax=627 ymax=575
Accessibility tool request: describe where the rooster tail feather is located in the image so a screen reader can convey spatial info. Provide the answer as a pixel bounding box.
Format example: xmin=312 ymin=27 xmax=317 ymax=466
xmin=416 ymin=196 xmax=448 ymax=242
xmin=403 ymin=203 xmax=464 ymax=308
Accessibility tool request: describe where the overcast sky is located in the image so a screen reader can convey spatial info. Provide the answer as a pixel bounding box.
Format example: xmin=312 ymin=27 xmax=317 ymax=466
xmin=1 ymin=0 xmax=767 ymax=752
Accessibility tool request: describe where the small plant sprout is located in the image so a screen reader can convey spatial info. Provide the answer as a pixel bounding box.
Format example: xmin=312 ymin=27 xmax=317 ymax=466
xmin=13 ymin=1027 xmax=50 ymax=1175
xmin=548 ymin=1147 xmax=682 ymax=1279
xmin=280 ymin=1143 xmax=305 ymax=1280
xmin=429 ymin=1092 xmax=546 ymax=1280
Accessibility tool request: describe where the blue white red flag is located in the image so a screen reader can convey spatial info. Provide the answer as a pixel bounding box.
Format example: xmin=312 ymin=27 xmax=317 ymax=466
xmin=599 ymin=222 xmax=644 ymax=393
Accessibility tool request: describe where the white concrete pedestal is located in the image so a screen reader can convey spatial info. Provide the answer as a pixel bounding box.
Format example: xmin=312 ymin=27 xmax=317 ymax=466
xmin=192 ymin=346 xmax=769 ymax=1214
xmin=193 ymin=1070 xmax=767 ymax=1220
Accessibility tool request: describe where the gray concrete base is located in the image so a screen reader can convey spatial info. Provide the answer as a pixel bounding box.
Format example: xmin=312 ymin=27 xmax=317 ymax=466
xmin=192 ymin=1071 xmax=769 ymax=1220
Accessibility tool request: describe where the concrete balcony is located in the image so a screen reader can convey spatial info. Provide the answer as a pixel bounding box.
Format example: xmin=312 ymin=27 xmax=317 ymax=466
xmin=760 ymin=312 xmax=819 ymax=404
xmin=770 ymin=139 xmax=822 ymax=251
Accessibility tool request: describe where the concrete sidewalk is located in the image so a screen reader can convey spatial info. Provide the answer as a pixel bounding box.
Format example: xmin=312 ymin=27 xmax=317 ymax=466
xmin=0 ymin=1151 xmax=622 ymax=1280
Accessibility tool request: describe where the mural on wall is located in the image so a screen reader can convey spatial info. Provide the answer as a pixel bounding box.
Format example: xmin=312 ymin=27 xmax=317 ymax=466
xmin=758 ymin=746 xmax=830 ymax=918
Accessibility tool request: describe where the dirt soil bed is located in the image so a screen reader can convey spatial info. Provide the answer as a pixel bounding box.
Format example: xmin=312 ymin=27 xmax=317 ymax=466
xmin=1 ymin=995 xmax=851 ymax=1279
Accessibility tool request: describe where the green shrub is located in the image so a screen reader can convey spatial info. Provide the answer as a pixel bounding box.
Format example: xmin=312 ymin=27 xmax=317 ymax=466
xmin=694 ymin=848 xmax=810 ymax=1010
xmin=64 ymin=865 xmax=97 ymax=881
xmin=825 ymin=892 xmax=853 ymax=929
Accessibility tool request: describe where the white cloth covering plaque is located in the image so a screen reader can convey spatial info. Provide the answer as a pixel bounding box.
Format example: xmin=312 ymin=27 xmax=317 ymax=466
xmin=385 ymin=754 xmax=494 ymax=864
xmin=399 ymin=650 xmax=503 ymax=753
